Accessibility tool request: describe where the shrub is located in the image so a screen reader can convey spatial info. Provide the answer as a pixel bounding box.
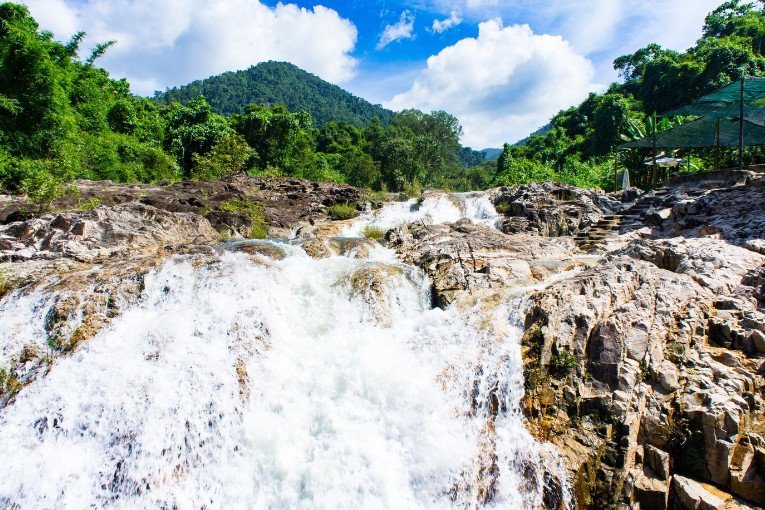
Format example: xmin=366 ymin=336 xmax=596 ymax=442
xmin=366 ymin=189 xmax=389 ymax=203
xmin=495 ymin=203 xmax=512 ymax=215
xmin=549 ymin=349 xmax=578 ymax=379
xmin=362 ymin=225 xmax=386 ymax=240
xmin=220 ymin=199 xmax=268 ymax=239
xmin=191 ymin=134 xmax=253 ymax=181
xmin=76 ymin=197 xmax=102 ymax=211
xmin=0 ymin=366 xmax=21 ymax=397
xmin=639 ymin=359 xmax=651 ymax=382
xmin=0 ymin=270 xmax=8 ymax=296
xmin=20 ymin=160 xmax=68 ymax=213
xmin=328 ymin=202 xmax=358 ymax=220
xmin=403 ymin=179 xmax=423 ymax=200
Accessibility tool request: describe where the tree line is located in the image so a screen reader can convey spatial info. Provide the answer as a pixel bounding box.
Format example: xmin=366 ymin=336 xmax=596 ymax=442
xmin=3 ymin=1 xmax=763 ymax=203
xmin=0 ymin=3 xmax=493 ymax=206
xmin=495 ymin=0 xmax=765 ymax=190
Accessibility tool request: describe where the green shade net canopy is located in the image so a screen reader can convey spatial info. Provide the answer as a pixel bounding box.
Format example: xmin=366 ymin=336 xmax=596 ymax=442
xmin=619 ymin=78 xmax=765 ymax=150
xmin=620 ymin=115 xmax=765 ymax=149
xmin=662 ymin=77 xmax=765 ymax=118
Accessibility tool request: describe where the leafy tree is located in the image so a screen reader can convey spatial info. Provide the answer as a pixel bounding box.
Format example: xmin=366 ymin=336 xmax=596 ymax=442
xmin=191 ymin=134 xmax=253 ymax=181
xmin=234 ymin=103 xmax=303 ymax=171
xmin=164 ymin=97 xmax=233 ymax=176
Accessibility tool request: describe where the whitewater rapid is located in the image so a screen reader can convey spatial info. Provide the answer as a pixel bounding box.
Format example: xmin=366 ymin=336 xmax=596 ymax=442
xmin=342 ymin=192 xmax=499 ymax=237
xmin=0 ymin=195 xmax=569 ymax=509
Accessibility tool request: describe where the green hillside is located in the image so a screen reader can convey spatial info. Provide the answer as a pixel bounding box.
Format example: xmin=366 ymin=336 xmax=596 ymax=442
xmin=155 ymin=61 xmax=394 ymax=127
xmin=496 ymin=0 xmax=765 ymax=189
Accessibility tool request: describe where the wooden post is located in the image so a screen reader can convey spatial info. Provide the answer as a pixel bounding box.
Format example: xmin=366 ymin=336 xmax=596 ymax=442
xmin=652 ymin=112 xmax=658 ymax=187
xmin=739 ymin=77 xmax=745 ymax=169
xmin=714 ymin=118 xmax=720 ymax=171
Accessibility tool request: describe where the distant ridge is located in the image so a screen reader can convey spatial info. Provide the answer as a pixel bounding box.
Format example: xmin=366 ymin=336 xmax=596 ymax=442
xmin=481 ymin=148 xmax=502 ymax=161
xmin=514 ymin=124 xmax=553 ymax=146
xmin=154 ymin=61 xmax=394 ymax=127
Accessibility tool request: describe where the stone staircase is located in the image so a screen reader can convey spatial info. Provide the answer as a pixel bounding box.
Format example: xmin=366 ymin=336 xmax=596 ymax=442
xmin=574 ymin=186 xmax=675 ymax=251
xmin=573 ymin=214 xmax=624 ymax=251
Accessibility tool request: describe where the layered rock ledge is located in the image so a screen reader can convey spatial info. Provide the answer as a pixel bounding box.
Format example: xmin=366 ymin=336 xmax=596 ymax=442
xmin=0 ymin=169 xmax=764 ymax=509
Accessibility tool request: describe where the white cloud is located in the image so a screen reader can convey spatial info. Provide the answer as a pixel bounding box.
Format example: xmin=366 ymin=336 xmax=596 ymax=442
xmin=419 ymin=0 xmax=721 ymax=57
xmin=377 ymin=10 xmax=416 ymax=50
xmin=20 ymin=0 xmax=358 ymax=95
xmin=431 ymin=11 xmax=462 ymax=33
xmin=386 ymin=20 xmax=598 ymax=148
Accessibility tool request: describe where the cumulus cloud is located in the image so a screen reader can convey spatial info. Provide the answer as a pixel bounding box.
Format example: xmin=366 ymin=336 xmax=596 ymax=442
xmin=20 ymin=0 xmax=358 ymax=95
xmin=422 ymin=0 xmax=720 ymax=57
xmin=431 ymin=11 xmax=462 ymax=33
xmin=377 ymin=10 xmax=416 ymax=49
xmin=386 ymin=20 xmax=597 ymax=148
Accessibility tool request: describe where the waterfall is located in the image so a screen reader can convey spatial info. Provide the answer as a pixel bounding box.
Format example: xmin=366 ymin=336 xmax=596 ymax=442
xmin=342 ymin=192 xmax=500 ymax=237
xmin=0 ymin=197 xmax=569 ymax=510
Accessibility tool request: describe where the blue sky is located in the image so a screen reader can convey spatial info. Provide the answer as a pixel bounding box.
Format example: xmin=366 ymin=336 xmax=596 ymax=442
xmin=21 ymin=0 xmax=722 ymax=147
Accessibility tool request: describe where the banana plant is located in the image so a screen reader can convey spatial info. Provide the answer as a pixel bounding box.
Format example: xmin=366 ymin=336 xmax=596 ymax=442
xmin=621 ymin=115 xmax=688 ymax=142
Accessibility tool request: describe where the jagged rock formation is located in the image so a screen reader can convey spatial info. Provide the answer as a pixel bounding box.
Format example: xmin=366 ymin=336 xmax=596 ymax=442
xmin=386 ymin=218 xmax=585 ymax=308
xmin=0 ymin=203 xmax=217 ymax=262
xmin=0 ymin=175 xmax=365 ymax=238
xmin=0 ymin=169 xmax=763 ymax=509
xmin=514 ymin=170 xmax=765 ymax=509
xmin=492 ymin=182 xmax=618 ymax=237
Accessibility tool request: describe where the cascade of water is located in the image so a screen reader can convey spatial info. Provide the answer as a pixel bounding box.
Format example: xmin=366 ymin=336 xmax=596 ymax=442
xmin=343 ymin=192 xmax=499 ymax=237
xmin=0 ymin=199 xmax=569 ymax=510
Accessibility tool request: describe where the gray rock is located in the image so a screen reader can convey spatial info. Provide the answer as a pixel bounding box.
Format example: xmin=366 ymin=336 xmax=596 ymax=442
xmin=645 ymin=445 xmax=671 ymax=481
xmin=751 ymin=330 xmax=765 ymax=353
xmin=671 ymin=475 xmax=726 ymax=510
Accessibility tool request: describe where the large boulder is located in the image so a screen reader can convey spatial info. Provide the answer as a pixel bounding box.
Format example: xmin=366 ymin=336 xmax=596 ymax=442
xmin=492 ymin=182 xmax=616 ymax=237
xmin=387 ymin=218 xmax=582 ymax=308
xmin=0 ymin=203 xmax=217 ymax=262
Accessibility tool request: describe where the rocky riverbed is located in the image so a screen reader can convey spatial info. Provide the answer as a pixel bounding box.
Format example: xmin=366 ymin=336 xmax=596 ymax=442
xmin=0 ymin=170 xmax=763 ymax=509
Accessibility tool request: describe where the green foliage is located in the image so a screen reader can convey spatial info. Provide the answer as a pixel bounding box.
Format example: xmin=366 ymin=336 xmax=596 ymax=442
xmin=500 ymin=2 xmax=765 ymax=190
xmin=156 ymin=61 xmax=394 ymax=127
xmin=403 ymin=179 xmax=423 ymax=200
xmin=19 ymin=159 xmax=69 ymax=212
xmin=0 ymin=5 xmax=494 ymax=194
xmin=0 ymin=269 xmax=8 ymax=296
xmin=362 ymin=225 xmax=386 ymax=240
xmin=328 ymin=202 xmax=358 ymax=220
xmin=76 ymin=197 xmax=101 ymax=211
xmin=191 ymin=134 xmax=253 ymax=181
xmin=0 ymin=3 xmax=180 ymax=189
xmin=219 ymin=199 xmax=268 ymax=239
xmin=9 ymin=2 xmax=760 ymax=197
xmin=164 ymin=97 xmax=233 ymax=176
xmin=549 ymin=349 xmax=579 ymax=379
xmin=0 ymin=366 xmax=21 ymax=397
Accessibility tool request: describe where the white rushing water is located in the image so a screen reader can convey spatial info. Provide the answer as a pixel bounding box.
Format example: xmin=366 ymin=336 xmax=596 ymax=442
xmin=0 ymin=197 xmax=568 ymax=510
xmin=342 ymin=192 xmax=500 ymax=237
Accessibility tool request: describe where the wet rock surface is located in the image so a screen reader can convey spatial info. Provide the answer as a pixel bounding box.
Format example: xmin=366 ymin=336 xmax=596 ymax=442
xmin=1 ymin=168 xmax=764 ymax=509
xmin=387 ymin=218 xmax=584 ymax=308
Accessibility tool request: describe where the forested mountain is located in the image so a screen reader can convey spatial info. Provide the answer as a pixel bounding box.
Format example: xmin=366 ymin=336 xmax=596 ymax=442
xmin=0 ymin=3 xmax=491 ymax=202
xmin=3 ymin=0 xmax=763 ymax=203
xmin=155 ymin=62 xmax=394 ymax=127
xmin=496 ymin=0 xmax=765 ymax=189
